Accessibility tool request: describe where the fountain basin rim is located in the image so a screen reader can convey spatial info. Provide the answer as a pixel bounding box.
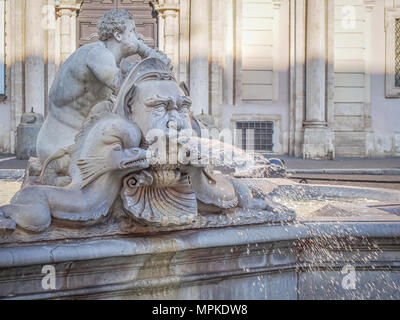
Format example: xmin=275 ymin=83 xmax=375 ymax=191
xmin=1 ymin=220 xmax=400 ymax=269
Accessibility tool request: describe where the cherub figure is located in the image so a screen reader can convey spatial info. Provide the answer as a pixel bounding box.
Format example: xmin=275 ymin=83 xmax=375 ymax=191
xmin=37 ymin=9 xmax=171 ymax=163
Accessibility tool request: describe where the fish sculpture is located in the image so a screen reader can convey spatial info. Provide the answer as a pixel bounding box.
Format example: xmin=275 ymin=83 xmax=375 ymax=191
xmin=0 ymin=112 xmax=149 ymax=233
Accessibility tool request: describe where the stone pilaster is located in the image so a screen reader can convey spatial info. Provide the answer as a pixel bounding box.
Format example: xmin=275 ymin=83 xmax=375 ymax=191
xmin=221 ymin=0 xmax=234 ymax=107
xmin=189 ymin=0 xmax=210 ymax=115
xmin=55 ymin=0 xmax=81 ymax=65
xmin=272 ymin=0 xmax=282 ymax=102
xmin=25 ymin=0 xmax=45 ymax=115
xmin=45 ymin=0 xmax=57 ymax=116
xmin=209 ymin=0 xmax=224 ymax=128
xmin=8 ymin=0 xmax=25 ymax=153
xmin=303 ymin=0 xmax=334 ymax=159
xmin=305 ymin=0 xmax=326 ymax=125
xmin=364 ymin=0 xmax=377 ymax=156
xmin=153 ymin=0 xmax=180 ymax=76
xmin=363 ymin=0 xmax=376 ymax=133
xmin=289 ymin=0 xmax=306 ymax=157
xmin=178 ymin=0 xmax=190 ymax=85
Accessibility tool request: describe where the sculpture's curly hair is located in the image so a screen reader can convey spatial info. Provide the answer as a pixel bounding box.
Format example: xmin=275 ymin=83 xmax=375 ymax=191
xmin=97 ymin=9 xmax=134 ymax=41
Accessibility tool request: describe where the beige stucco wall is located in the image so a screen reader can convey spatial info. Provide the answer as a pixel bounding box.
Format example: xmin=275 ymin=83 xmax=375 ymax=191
xmin=0 ymin=0 xmax=76 ymax=154
xmin=223 ymin=0 xmax=290 ymax=155
xmin=0 ymin=0 xmax=399 ymax=158
xmin=0 ymin=0 xmax=15 ymax=154
xmin=367 ymin=0 xmax=400 ymax=156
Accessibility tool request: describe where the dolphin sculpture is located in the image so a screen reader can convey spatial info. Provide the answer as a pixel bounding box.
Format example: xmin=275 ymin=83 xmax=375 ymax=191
xmin=0 ymin=112 xmax=149 ymax=233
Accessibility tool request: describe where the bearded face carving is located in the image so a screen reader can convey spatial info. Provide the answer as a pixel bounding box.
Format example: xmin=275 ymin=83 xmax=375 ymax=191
xmin=129 ymin=81 xmax=193 ymax=139
xmin=115 ymin=58 xmax=199 ymax=227
xmin=113 ymin=58 xmax=280 ymax=228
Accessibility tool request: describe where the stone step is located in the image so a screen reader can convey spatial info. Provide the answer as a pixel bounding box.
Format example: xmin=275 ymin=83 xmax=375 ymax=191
xmin=335 ymin=132 xmax=366 ymax=146
xmin=335 ymin=147 xmax=366 ymax=157
xmin=334 ymin=132 xmax=366 ymax=157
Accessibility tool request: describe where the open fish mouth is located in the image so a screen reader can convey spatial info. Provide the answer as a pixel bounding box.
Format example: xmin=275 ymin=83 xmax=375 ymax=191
xmin=122 ymin=158 xmax=149 ymax=169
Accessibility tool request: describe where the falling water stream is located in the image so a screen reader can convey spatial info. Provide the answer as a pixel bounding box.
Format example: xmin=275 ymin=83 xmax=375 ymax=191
xmin=150 ymin=135 xmax=386 ymax=218
xmin=147 ymin=135 xmax=400 ymax=299
xmin=1 ymin=135 xmax=399 ymax=298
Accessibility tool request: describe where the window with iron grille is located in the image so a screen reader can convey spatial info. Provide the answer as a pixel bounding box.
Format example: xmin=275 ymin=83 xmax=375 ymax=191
xmin=236 ymin=121 xmax=274 ymax=152
xmin=396 ymin=18 xmax=400 ymax=87
xmin=385 ymin=9 xmax=400 ymax=97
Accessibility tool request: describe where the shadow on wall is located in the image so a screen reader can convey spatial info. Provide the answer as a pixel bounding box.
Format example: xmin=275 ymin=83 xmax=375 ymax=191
xmin=0 ymin=55 xmax=400 ymax=158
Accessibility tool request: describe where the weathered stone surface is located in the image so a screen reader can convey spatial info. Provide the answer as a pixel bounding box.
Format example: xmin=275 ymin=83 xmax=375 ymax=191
xmin=2 ymin=7 xmax=400 ymax=300
xmin=1 ymin=55 xmax=297 ymax=233
xmin=1 ymin=218 xmax=400 ymax=300
xmin=1 ymin=113 xmax=149 ymax=233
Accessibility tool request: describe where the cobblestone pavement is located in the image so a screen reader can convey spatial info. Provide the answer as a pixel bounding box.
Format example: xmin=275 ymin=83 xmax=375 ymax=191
xmin=289 ymin=174 xmax=400 ymax=191
xmin=1 ymin=154 xmax=400 ymax=170
xmin=270 ymin=155 xmax=400 ymax=170
xmin=0 ymin=155 xmax=27 ymax=169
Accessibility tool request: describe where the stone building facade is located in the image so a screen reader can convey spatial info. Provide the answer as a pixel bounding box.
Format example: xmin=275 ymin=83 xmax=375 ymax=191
xmin=0 ymin=0 xmax=399 ymax=159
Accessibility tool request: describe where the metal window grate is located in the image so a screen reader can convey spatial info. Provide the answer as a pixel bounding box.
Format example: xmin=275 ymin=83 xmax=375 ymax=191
xmin=236 ymin=121 xmax=274 ymax=152
xmin=396 ymin=18 xmax=400 ymax=87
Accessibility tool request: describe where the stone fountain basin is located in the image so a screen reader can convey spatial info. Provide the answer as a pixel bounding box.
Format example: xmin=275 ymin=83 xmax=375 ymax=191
xmin=250 ymin=178 xmax=400 ymax=221
xmin=0 ymin=179 xmax=400 ymax=299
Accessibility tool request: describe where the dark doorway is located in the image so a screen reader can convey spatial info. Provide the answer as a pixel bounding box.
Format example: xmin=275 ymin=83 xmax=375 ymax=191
xmin=77 ymin=0 xmax=158 ymax=52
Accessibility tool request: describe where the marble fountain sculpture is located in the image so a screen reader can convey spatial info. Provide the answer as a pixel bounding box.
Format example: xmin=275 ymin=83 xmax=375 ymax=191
xmin=0 ymin=10 xmax=400 ymax=300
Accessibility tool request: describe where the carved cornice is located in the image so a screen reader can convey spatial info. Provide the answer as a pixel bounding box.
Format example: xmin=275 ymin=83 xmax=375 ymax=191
xmin=364 ymin=0 xmax=377 ymax=12
xmin=55 ymin=0 xmax=82 ymax=17
xmin=272 ymin=0 xmax=283 ymax=10
xmin=152 ymin=0 xmax=180 ymax=15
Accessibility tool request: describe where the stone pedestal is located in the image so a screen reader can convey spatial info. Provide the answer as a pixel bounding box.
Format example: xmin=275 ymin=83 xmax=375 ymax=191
xmin=303 ymin=126 xmax=334 ymax=160
xmin=16 ymin=126 xmax=40 ymax=160
xmin=16 ymin=109 xmax=44 ymax=160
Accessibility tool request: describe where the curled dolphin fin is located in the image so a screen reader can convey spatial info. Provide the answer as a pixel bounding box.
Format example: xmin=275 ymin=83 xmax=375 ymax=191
xmin=76 ymin=157 xmax=108 ymax=189
xmin=39 ymin=148 xmax=69 ymax=184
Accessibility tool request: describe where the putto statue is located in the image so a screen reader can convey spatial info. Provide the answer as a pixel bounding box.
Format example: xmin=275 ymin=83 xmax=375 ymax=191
xmin=36 ymin=9 xmax=171 ymax=163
